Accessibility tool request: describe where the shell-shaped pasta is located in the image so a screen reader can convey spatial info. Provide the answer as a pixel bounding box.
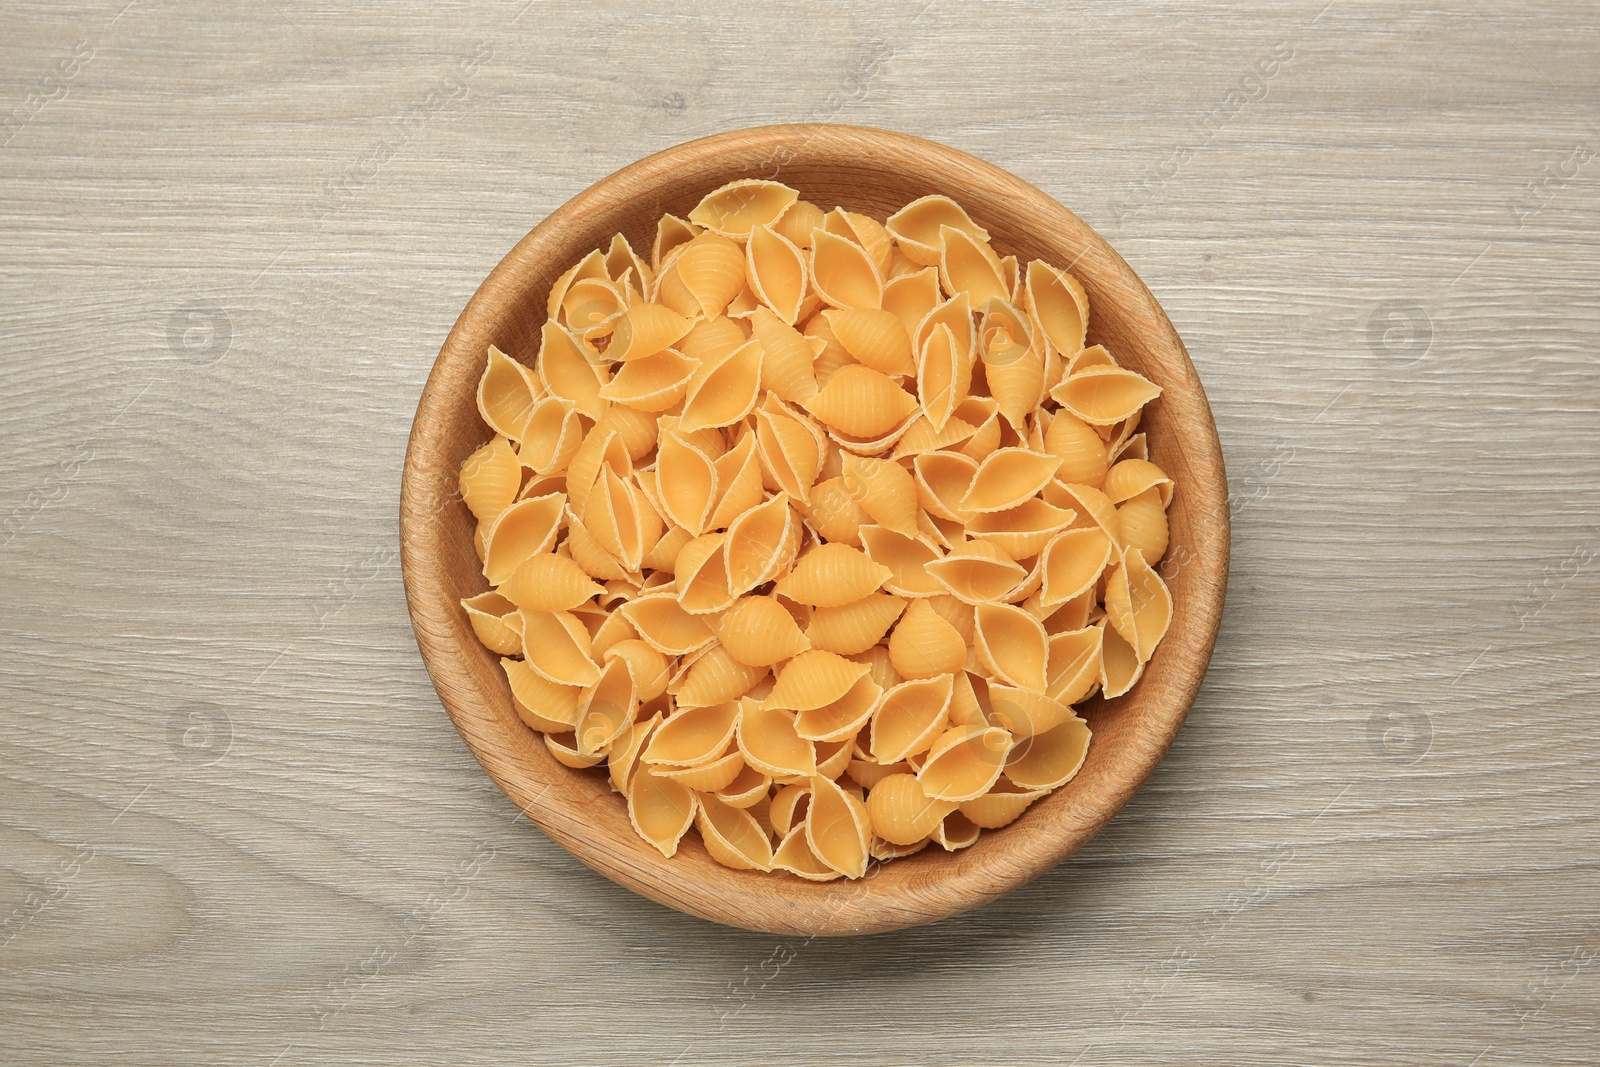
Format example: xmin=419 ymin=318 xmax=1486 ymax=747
xmin=1043 ymin=409 xmax=1111 ymax=487
xmin=1047 ymin=624 xmax=1104 ymax=705
xmin=460 ymin=436 xmax=521 ymax=524
xmin=810 ymin=229 xmax=883 ymax=310
xmin=887 ymin=598 xmax=967 ymax=679
xmin=802 ymin=476 xmax=868 ymax=547
xmin=773 ymin=542 xmax=892 ymax=607
xmin=1006 ymin=715 xmax=1091 ymax=790
xmin=477 ymin=345 xmax=542 ymax=441
xmin=974 ymin=602 xmax=1049 ymax=692
xmin=955 ymin=396 xmax=1002 ymax=463
xmin=500 ymin=552 xmax=602 ymax=612
xmin=767 ymin=649 xmax=872 ymax=713
xmin=772 ymin=199 xmax=825 ymax=250
xmin=672 ymin=233 xmax=748 ymax=318
xmin=738 ymin=704 xmax=818 ymax=778
xmin=1099 ymin=619 xmax=1143 ymax=698
xmin=598 ymin=348 xmax=697 ymax=412
xmin=981 ymin=682 xmax=1074 ymax=739
xmin=926 ymin=595 xmax=976 ymax=643
xmin=546 ymin=248 xmax=609 ymax=321
xmin=619 ymin=594 xmax=716 ymax=656
xmin=714 ymin=763 xmax=772 ymax=809
xmin=655 ymin=428 xmax=719 ymax=536
xmin=565 ymin=512 xmax=629 ymax=581
xmin=881 ymin=266 xmax=942 ymax=338
xmin=858 ymin=526 xmax=944 ymax=598
xmin=584 ymin=467 xmax=659 ymax=572
xmin=680 ymin=338 xmax=763 ymax=431
xmin=679 ymin=315 xmax=746 ymax=365
xmin=983 ymin=334 xmax=1047 ymax=429
xmin=806 ymin=774 xmax=871 ymax=878
xmin=629 ymin=766 xmax=698 ymax=858
xmin=938 ymin=225 xmax=1009 ymax=306
xmin=959 ymin=782 xmax=1047 ymax=829
xmin=574 ymin=657 xmax=637 ymax=755
xmin=823 ymin=308 xmax=914 ymax=377
xmin=745 ymin=224 xmax=808 ymax=325
xmin=1103 ymin=458 xmax=1173 ymax=507
xmin=913 ymin=451 xmax=978 ymax=522
xmin=792 ymin=672 xmax=880 ymax=742
xmin=520 ymin=609 xmax=602 ymax=687
xmin=717 ymin=594 xmax=810 ymax=666
xmin=1037 ymin=526 xmax=1115 ymax=607
xmin=653 ymin=214 xmax=699 ymax=272
xmin=561 ymin=276 xmax=626 ymax=339
xmin=604 ymin=638 xmax=670 ymax=702
xmin=1103 ymin=549 xmax=1173 ymax=664
xmin=917 ymin=323 xmax=972 ymax=433
xmin=1047 ymin=481 xmax=1122 ymax=544
xmin=815 ymin=736 xmax=855 ymax=779
xmin=755 ymin=402 xmax=825 ymax=503
xmin=886 ymin=195 xmax=990 ymax=266
xmin=656 ymin=750 xmax=745 ymax=792
xmin=604 ymin=231 xmax=651 ymax=288
xmin=502 ymin=656 xmax=582 ymax=729
xmin=517 ymin=397 xmax=583 ymax=474
xmin=697 ymin=793 xmax=774 ymax=871
xmin=605 ymin=303 xmax=692 ymax=363
xmin=643 ymin=701 xmax=741 ymax=766
xmin=588 ymin=606 xmax=637 ymax=660
xmin=462 ymin=591 xmax=523 ymax=655
xmin=839 ymin=454 xmax=918 ymax=537
xmin=870 ymin=674 xmax=953 ymax=763
xmin=481 ymin=492 xmax=565 ymax=585
xmin=866 ymin=773 xmax=957 ymax=846
xmin=802 ymin=365 xmax=918 ymax=439
xmin=707 ymin=434 xmax=765 ymax=531
xmin=1117 ymin=487 xmax=1170 ymax=566
xmin=924 ymin=539 xmax=1029 ymax=604
xmin=968 ymin=498 xmax=1076 ymax=559
xmin=565 ymin=425 xmax=630 ymax=516
xmin=748 ymin=307 xmax=818 ymax=403
xmin=933 ymin=811 xmax=981 ymax=851
xmin=608 ymin=709 xmax=661 ymax=793
xmin=1054 ymin=366 xmax=1162 ymax=426
xmin=724 ymin=492 xmax=800 ymax=595
xmin=806 ymin=592 xmax=906 ymax=656
xmin=688 ymin=179 xmax=799 ymax=237
xmin=536 ymin=320 xmax=608 ymax=419
xmin=772 ymin=825 xmax=843 ymax=881
xmin=804 ymin=311 xmax=856 ymax=386
xmin=1025 ymin=260 xmax=1089 ymax=359
xmin=959 ymin=448 xmax=1063 ymax=514
xmin=641 ymin=523 xmax=693 ymax=574
xmin=823 ymin=208 xmax=894 ymax=278
xmin=918 ymin=724 xmax=1012 ymax=802
xmin=674 ymin=532 xmax=735 ymax=615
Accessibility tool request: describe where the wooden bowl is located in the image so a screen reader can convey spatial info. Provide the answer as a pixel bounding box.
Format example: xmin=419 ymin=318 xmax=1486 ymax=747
xmin=400 ymin=124 xmax=1229 ymax=935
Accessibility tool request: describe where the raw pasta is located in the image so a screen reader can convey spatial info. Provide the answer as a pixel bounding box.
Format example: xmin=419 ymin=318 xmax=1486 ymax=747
xmin=458 ymin=181 xmax=1176 ymax=878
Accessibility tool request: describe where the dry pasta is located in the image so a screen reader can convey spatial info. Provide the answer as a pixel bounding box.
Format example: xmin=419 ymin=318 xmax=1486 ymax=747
xmin=458 ymin=181 xmax=1176 ymax=878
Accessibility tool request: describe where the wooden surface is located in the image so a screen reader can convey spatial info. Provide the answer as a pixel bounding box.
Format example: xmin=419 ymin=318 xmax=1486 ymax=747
xmin=400 ymin=124 xmax=1231 ymax=936
xmin=2 ymin=0 xmax=1596 ymax=1062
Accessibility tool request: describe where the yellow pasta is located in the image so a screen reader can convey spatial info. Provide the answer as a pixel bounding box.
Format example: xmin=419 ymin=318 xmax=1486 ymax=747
xmin=458 ymin=182 xmax=1177 ymax=877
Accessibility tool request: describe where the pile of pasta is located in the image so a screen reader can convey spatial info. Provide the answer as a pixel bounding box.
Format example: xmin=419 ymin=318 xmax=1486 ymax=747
xmin=458 ymin=180 xmax=1175 ymax=880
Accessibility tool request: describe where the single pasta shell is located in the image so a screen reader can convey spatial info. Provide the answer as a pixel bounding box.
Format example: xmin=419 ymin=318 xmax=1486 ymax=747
xmin=1006 ymin=716 xmax=1091 ymax=790
xmin=825 ymin=208 xmax=894 ymax=278
xmin=806 ymin=592 xmax=906 ymax=657
xmin=724 ymin=492 xmax=801 ymax=595
xmin=655 ymin=428 xmax=720 ymax=536
xmin=914 ymin=450 xmax=979 ymax=522
xmin=767 ymin=649 xmax=872 ymax=713
xmin=641 ymin=523 xmax=693 ymax=575
xmin=608 ymin=710 xmax=661 ymax=795
xmin=680 ymin=338 xmax=763 ymax=432
xmin=938 ymin=225 xmax=1009 ymax=306
xmin=1025 ymin=259 xmax=1089 ymax=359
xmin=643 ymin=701 xmax=741 ymax=767
xmin=463 ymin=591 xmax=522 ymax=656
xmin=481 ymin=492 xmax=566 ymax=586
xmin=675 ymin=532 xmax=735 ymax=616
xmin=823 ymin=308 xmax=915 ymax=377
xmin=676 ymin=644 xmax=767 ymax=707
xmin=805 ymin=774 xmax=872 ymax=879
xmin=1117 ymin=487 xmax=1170 ymax=566
xmin=459 ymin=436 xmax=521 ymax=525
xmin=845 ymin=757 xmax=911 ymax=791
xmin=536 ymin=320 xmax=608 ymax=420
xmin=1103 ymin=458 xmax=1173 ymax=507
xmin=517 ymin=396 xmax=583 ymax=475
xmin=815 ymin=737 xmax=855 ymax=779
xmin=918 ymin=725 xmax=1013 ymax=802
xmin=882 ymin=266 xmax=942 ymax=338
xmin=1047 ymin=481 xmax=1123 ymax=544
xmin=755 ymin=404 xmax=825 ymax=504
xmin=564 ymin=428 xmax=630 ymax=518
xmin=983 ymin=337 xmax=1047 ymax=430
xmin=772 ymin=825 xmax=843 ymax=881
xmin=959 ymin=447 xmax=1063 ymax=514
xmin=656 ymin=750 xmax=745 ymax=792
xmin=859 ymin=525 xmax=945 ymax=598
xmin=794 ymin=674 xmax=882 ymax=743
xmin=973 ymin=602 xmax=1050 ymax=693
xmin=688 ymin=179 xmax=799 ymax=237
xmin=891 ymin=413 xmax=979 ymax=461
xmin=917 ymin=322 xmax=971 ymax=433
xmin=933 ymin=811 xmax=982 ymax=851
xmin=1046 ymin=625 xmax=1104 ymax=705
xmin=774 ymin=542 xmax=893 ymax=607
xmin=810 ymin=229 xmax=883 ymax=310
xmin=838 ymin=454 xmax=918 ymax=537
xmin=545 ymin=732 xmax=603 ymax=768
xmin=1043 ymin=409 xmax=1111 ymax=487
xmin=714 ymin=763 xmax=773 ymax=809
xmin=888 ymin=599 xmax=967 ymax=680
xmin=1099 ymin=620 xmax=1144 ymax=698
xmin=574 ymin=657 xmax=637 ymax=756
xmin=982 ymin=682 xmax=1075 ymax=739
xmin=770 ymin=781 xmax=811 ymax=838
xmin=619 ymin=593 xmax=716 ymax=656
xmin=499 ymin=552 xmax=602 ymax=613
xmin=923 ymin=539 xmax=1029 ymax=604
xmin=603 ymin=638 xmax=670 ymax=703
xmin=679 ymin=315 xmax=747 ymax=364
xmin=865 ymin=772 xmax=956 ymax=846
xmin=629 ymin=765 xmax=698 ymax=858
xmin=1055 ymin=366 xmax=1162 ymax=426
xmin=673 ymin=232 xmax=748 ymax=318
xmin=546 ymin=248 xmax=608 ymax=321
xmin=653 ymin=214 xmax=698 ymax=273
xmin=803 ymin=477 xmax=868 ymax=548
xmin=593 ymin=401 xmax=661 ymax=463
xmin=772 ymin=199 xmax=826 ymax=250
xmin=968 ymin=498 xmax=1077 ymax=560
xmin=1038 ymin=527 xmax=1115 ymax=607
xmin=746 ymin=224 xmax=809 ymax=325
xmin=520 ymin=609 xmax=601 ymax=688
xmin=707 ymin=434 xmax=765 ymax=531
xmin=739 ymin=704 xmax=818 ymax=778
xmin=870 ymin=674 xmax=954 ymax=763
xmin=717 ymin=595 xmax=811 ymax=667
xmin=501 ymin=656 xmax=582 ymax=729
xmin=802 ymin=365 xmax=918 ymax=440
xmin=1103 ymin=549 xmax=1173 ymax=663
xmin=696 ymin=794 xmax=774 ymax=871
xmin=886 ymin=195 xmax=990 ymax=266
xmin=749 ymin=307 xmax=819 ymax=402
xmin=477 ymin=345 xmax=542 ymax=441
xmin=604 ymin=231 xmax=651 ymax=288
xmin=959 ymin=783 xmax=1048 ymax=829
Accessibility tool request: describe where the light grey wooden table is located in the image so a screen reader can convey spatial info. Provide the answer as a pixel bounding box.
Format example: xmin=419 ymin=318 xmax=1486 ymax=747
xmin=3 ymin=2 xmax=1596 ymax=1064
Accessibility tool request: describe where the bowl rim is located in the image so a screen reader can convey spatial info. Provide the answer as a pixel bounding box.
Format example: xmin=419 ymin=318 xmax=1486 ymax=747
xmin=400 ymin=123 xmax=1230 ymax=935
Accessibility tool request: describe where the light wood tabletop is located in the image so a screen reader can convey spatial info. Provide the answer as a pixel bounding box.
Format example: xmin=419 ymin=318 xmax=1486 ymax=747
xmin=3 ymin=2 xmax=1596 ymax=1064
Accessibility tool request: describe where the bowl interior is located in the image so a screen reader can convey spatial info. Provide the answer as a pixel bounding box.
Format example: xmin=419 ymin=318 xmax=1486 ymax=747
xmin=400 ymin=125 xmax=1229 ymax=935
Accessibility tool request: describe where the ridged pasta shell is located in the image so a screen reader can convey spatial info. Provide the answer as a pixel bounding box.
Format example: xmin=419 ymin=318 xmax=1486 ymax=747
xmin=955 ymin=395 xmax=1002 ymax=462
xmin=918 ymin=725 xmax=1012 ymax=802
xmin=680 ymin=338 xmax=763 ymax=432
xmin=1047 ymin=482 xmax=1122 ymax=543
xmin=619 ymin=593 xmax=716 ymax=656
xmin=678 ymin=315 xmax=746 ymax=364
xmin=516 ymin=397 xmax=582 ymax=475
xmin=462 ymin=591 xmax=522 ymax=656
xmin=839 ymin=454 xmax=918 ymax=537
xmin=802 ymin=476 xmax=868 ymax=547
xmin=696 ymin=794 xmax=774 ymax=871
xmin=809 ymin=229 xmax=884 ymax=310
xmin=866 ymin=772 xmax=957 ymax=846
xmin=652 ymin=214 xmax=699 ymax=272
xmin=981 ymin=682 xmax=1074 ymax=739
xmin=1103 ymin=549 xmax=1173 ymax=664
xmin=675 ymin=532 xmax=735 ymax=615
xmin=604 ymin=231 xmax=652 ymax=289
xmin=806 ymin=774 xmax=871 ymax=878
xmin=565 ymin=512 xmax=630 ymax=582
xmin=643 ymin=701 xmax=741 ymax=766
xmin=575 ymin=656 xmax=637 ymax=756
xmin=1006 ymin=716 xmax=1091 ymax=790
xmin=802 ymin=365 xmax=918 ymax=439
xmin=913 ymin=451 xmax=979 ymax=522
xmin=1099 ymin=619 xmax=1143 ymax=698
xmin=1038 ymin=526 xmax=1114 ymax=607
xmin=806 ymin=592 xmax=906 ymax=656
xmin=794 ymin=674 xmax=881 ymax=742
xmin=804 ymin=311 xmax=856 ymax=387
xmin=676 ymin=644 xmax=768 ymax=707
xmin=857 ymin=525 xmax=945 ymax=598
xmin=738 ymin=704 xmax=818 ymax=778
xmin=655 ymin=428 xmax=719 ymax=537
xmin=747 ymin=307 xmax=819 ymax=403
xmin=607 ymin=709 xmax=661 ymax=794
xmin=983 ymin=334 xmax=1047 ymax=430
xmin=1117 ymin=486 xmax=1170 ymax=566
xmin=823 ymin=208 xmax=893 ymax=278
xmin=917 ymin=322 xmax=972 ymax=433
xmin=714 ymin=763 xmax=772 ymax=809
xmin=501 ymin=656 xmax=582 ymax=729
xmin=656 ymin=750 xmax=745 ymax=792
xmin=938 ymin=224 xmax=1009 ymax=306
xmin=459 ymin=436 xmax=521 ymax=524
xmin=926 ymin=595 xmax=975 ymax=643
xmin=1046 ymin=624 xmax=1103 ymax=705
xmin=887 ymin=599 xmax=967 ymax=679
xmin=772 ymin=825 xmax=843 ymax=881
xmin=1042 ymin=409 xmax=1110 ymax=487
xmin=546 ymin=248 xmax=608 ymax=321
xmin=1103 ymin=458 xmax=1173 ymax=507
xmin=688 ymin=179 xmax=799 ymax=237
xmin=561 ymin=276 xmax=626 ymax=339
xmin=716 ymin=594 xmax=811 ymax=666
xmin=481 ymin=492 xmax=565 ymax=585
xmin=890 ymin=413 xmax=979 ymax=461
xmin=932 ymin=811 xmax=981 ymax=851
xmin=629 ymin=765 xmax=697 ymax=858
xmin=924 ymin=538 xmax=1029 ymax=604
xmin=672 ymin=232 xmax=747 ymax=318
xmin=603 ymin=638 xmax=670 ymax=702
xmin=870 ymin=674 xmax=953 ymax=763
xmin=724 ymin=492 xmax=801 ymax=595
xmin=520 ymin=609 xmax=602 ymax=688
xmin=1054 ymin=366 xmax=1162 ymax=426
xmin=500 ymin=552 xmax=603 ymax=612
xmin=564 ymin=428 xmax=630 ymax=516
xmin=886 ymin=195 xmax=990 ymax=266
xmin=769 ymin=781 xmax=811 ymax=838
xmin=745 ymin=224 xmax=808 ymax=325
xmin=823 ymin=308 xmax=915 ymax=377
xmin=583 ymin=467 xmax=659 ymax=572
xmin=772 ymin=199 xmax=825 ymax=249
xmin=589 ymin=608 xmax=637 ymax=661
xmin=959 ymin=782 xmax=1047 ymax=829
xmin=815 ymin=737 xmax=855 ymax=779
xmin=881 ymin=266 xmax=942 ymax=338
xmin=536 ymin=320 xmax=608 ymax=419
xmin=973 ymin=602 xmax=1050 ymax=692
xmin=767 ymin=649 xmax=872 ymax=713
xmin=605 ymin=303 xmax=692 ymax=363
xmin=968 ymin=498 xmax=1077 ymax=559
xmin=755 ymin=401 xmax=825 ymax=503
xmin=598 ymin=348 xmax=697 ymax=413
xmin=477 ymin=345 xmax=542 ymax=441
xmin=545 ymin=732 xmax=603 ymax=768
xmin=1025 ymin=260 xmax=1089 ymax=359
xmin=707 ymin=434 xmax=765 ymax=531
xmin=773 ymin=543 xmax=893 ymax=607
xmin=959 ymin=447 xmax=1063 ymax=514
xmin=594 ymin=403 xmax=660 ymax=465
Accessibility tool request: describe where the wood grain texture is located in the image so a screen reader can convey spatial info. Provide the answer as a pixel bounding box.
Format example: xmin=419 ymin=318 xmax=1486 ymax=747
xmin=2 ymin=0 xmax=1596 ymax=1062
